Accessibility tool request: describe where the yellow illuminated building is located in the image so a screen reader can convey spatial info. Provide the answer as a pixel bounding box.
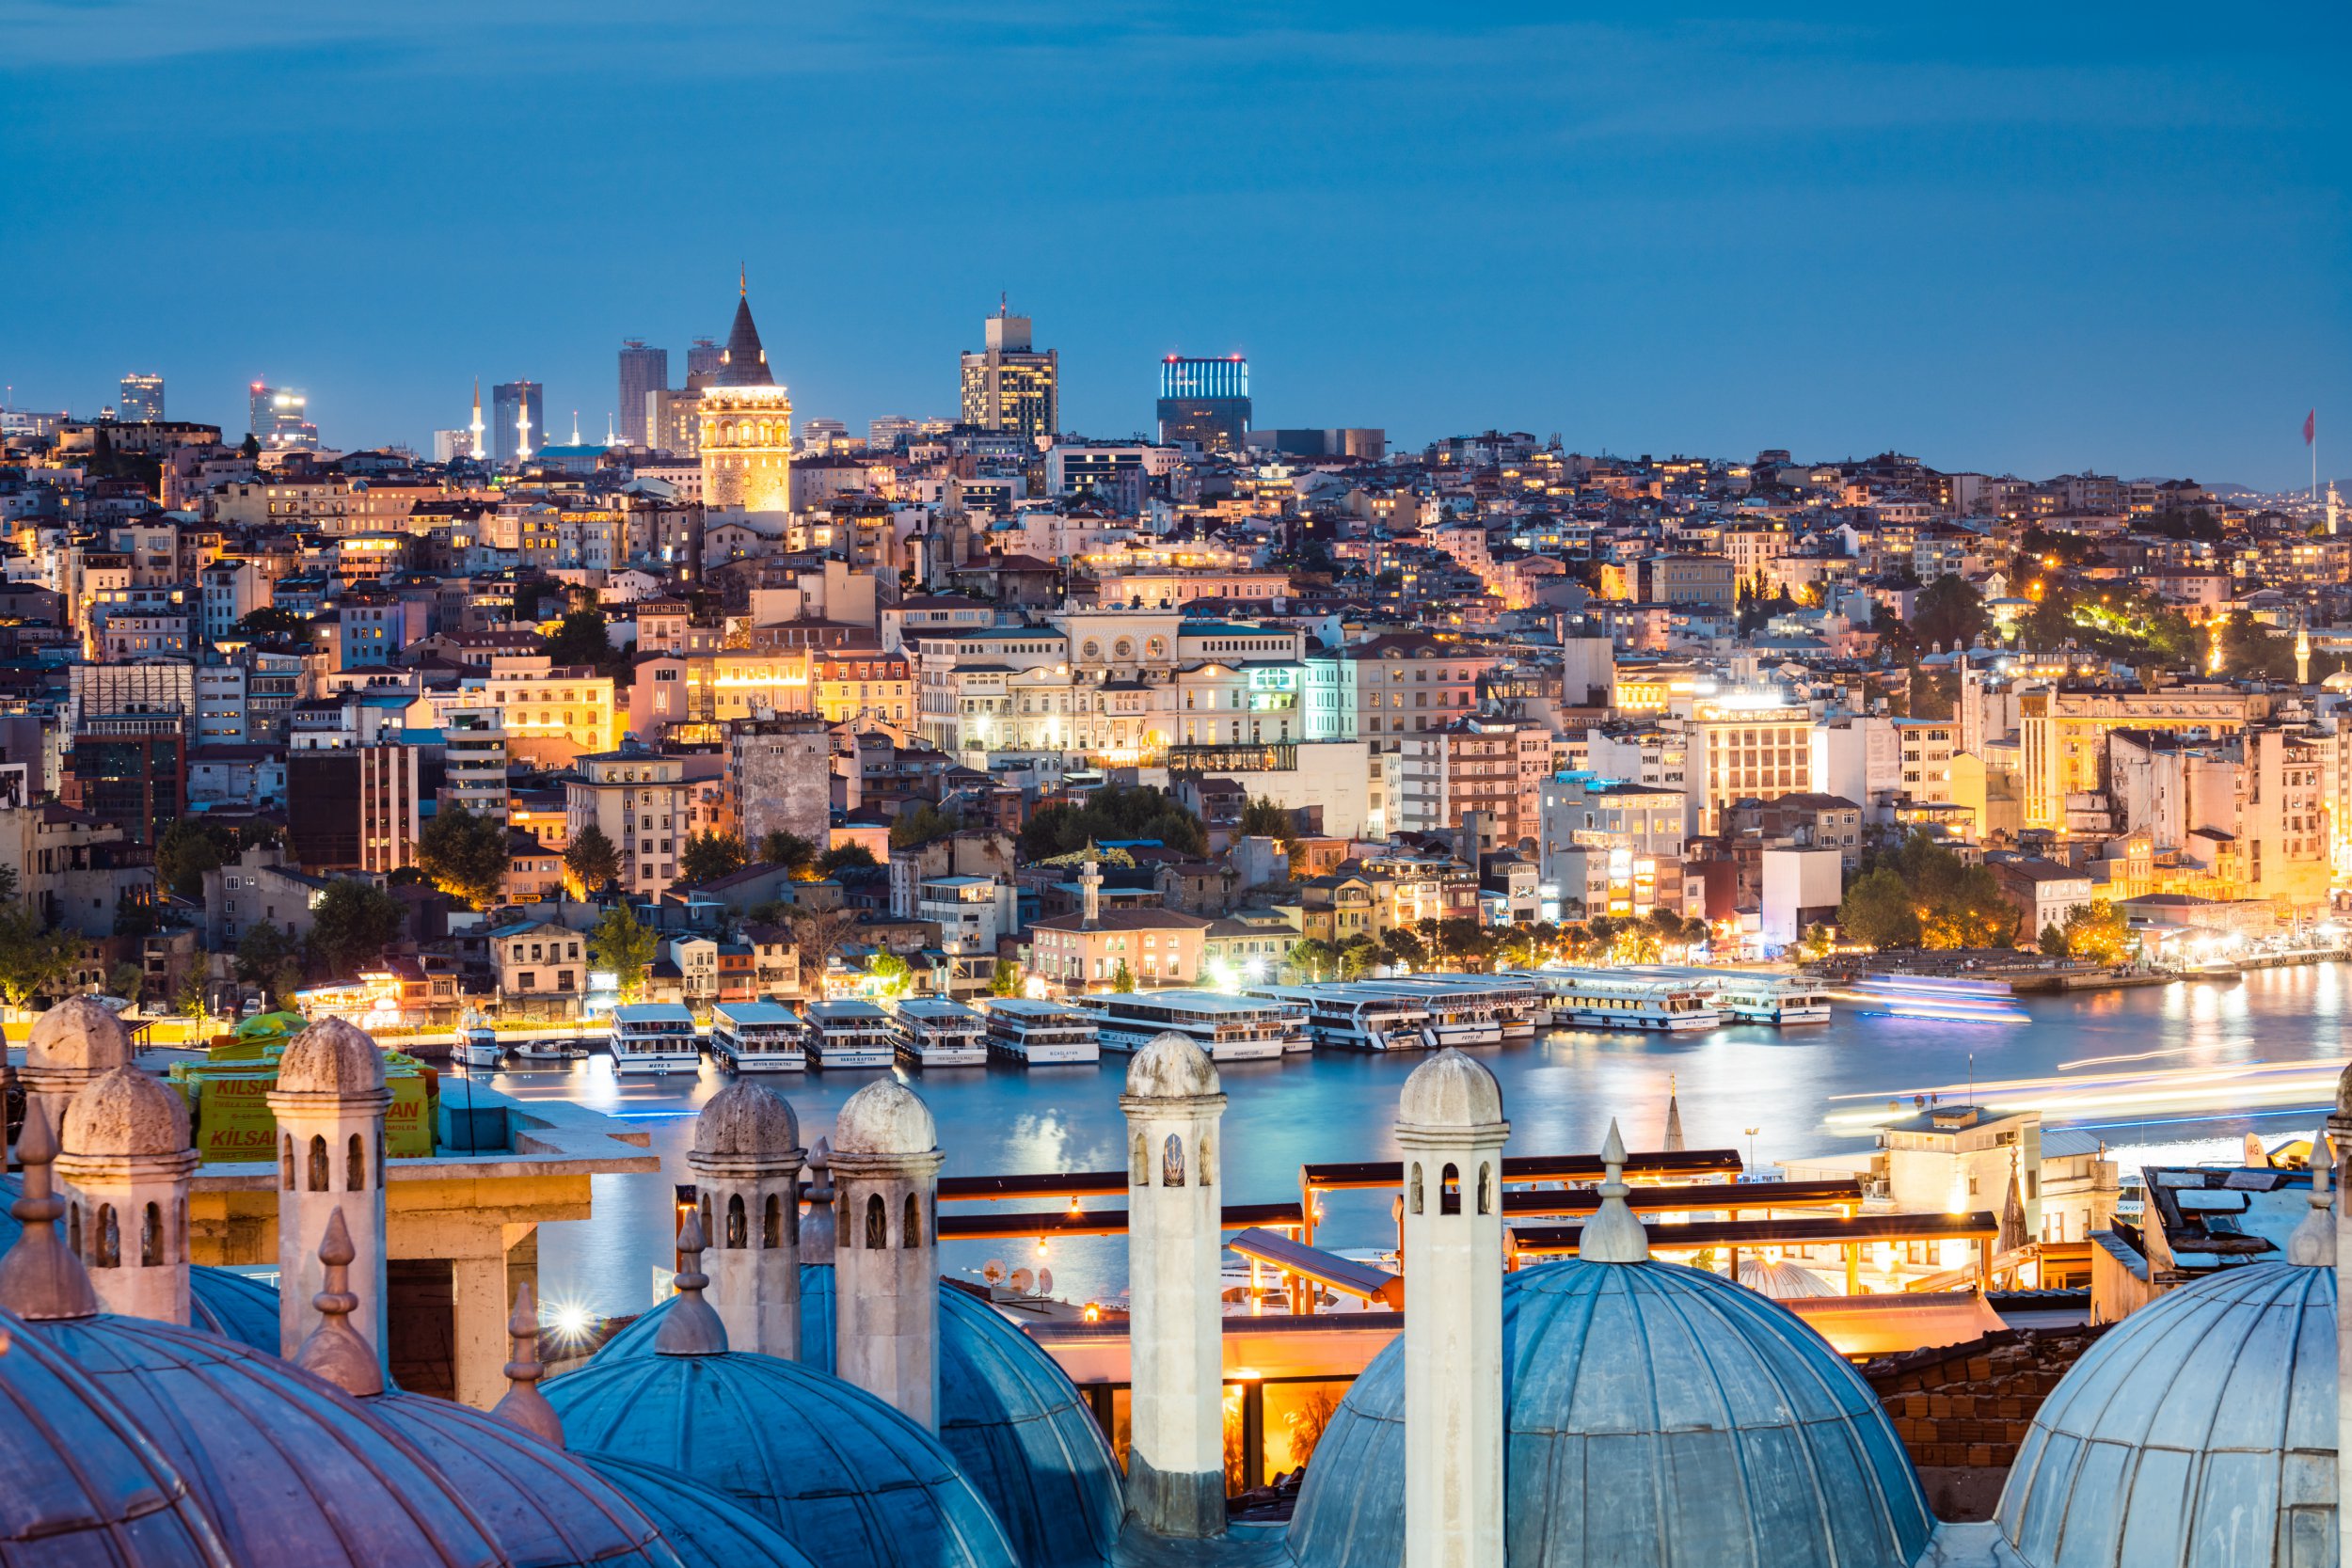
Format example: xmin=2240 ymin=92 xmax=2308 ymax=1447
xmin=2018 ymin=683 xmax=2261 ymax=832
xmin=476 ymin=659 xmax=619 ymax=766
xmin=698 ymin=277 xmax=792 ymax=514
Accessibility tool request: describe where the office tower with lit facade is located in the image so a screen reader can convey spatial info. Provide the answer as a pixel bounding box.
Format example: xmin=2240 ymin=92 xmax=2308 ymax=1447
xmin=697 ymin=278 xmax=792 ymax=513
xmin=959 ymin=301 xmax=1057 ymax=443
xmin=491 ymin=379 xmax=545 ymax=464
xmin=1156 ymin=355 xmax=1250 ymax=452
xmin=868 ymin=415 xmax=919 ymax=450
xmin=118 ymin=372 xmax=165 ymax=422
xmin=247 ymin=382 xmax=318 ymax=451
xmin=685 ymin=337 xmax=724 ymax=388
xmin=616 ymin=340 xmax=667 ymax=446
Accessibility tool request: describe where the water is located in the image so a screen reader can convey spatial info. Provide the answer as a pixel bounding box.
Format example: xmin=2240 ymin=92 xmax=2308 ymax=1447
xmin=501 ymin=965 xmax=2352 ymax=1321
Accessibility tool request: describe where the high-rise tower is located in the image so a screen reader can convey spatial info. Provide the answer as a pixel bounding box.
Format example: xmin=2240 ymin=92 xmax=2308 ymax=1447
xmin=697 ymin=275 xmax=792 ymax=514
xmin=959 ymin=298 xmax=1058 ymax=444
xmin=118 ymin=372 xmax=165 ymax=422
xmin=1156 ymin=356 xmax=1249 ymax=453
xmin=617 ymin=339 xmax=667 ymax=447
xmin=490 ymin=380 xmax=544 ymax=465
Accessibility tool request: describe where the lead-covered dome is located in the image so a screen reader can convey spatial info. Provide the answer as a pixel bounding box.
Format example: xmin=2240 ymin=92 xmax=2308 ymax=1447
xmin=587 ymin=1454 xmax=818 ymax=1568
xmin=1397 ymin=1048 xmax=1504 ymax=1128
xmin=547 ymin=1341 xmax=1018 ymax=1568
xmin=693 ymin=1079 xmax=800 ymax=1158
xmin=1996 ymin=1261 xmax=2335 ymax=1568
xmin=835 ymin=1078 xmax=936 ymax=1156
xmin=275 ymin=1017 xmax=386 ymax=1096
xmin=1124 ymin=1030 xmax=1218 ymax=1100
xmin=1289 ymin=1258 xmax=1933 ymax=1568
xmin=62 ymin=1066 xmax=191 ymax=1157
xmin=0 ymin=1306 xmax=230 ymax=1566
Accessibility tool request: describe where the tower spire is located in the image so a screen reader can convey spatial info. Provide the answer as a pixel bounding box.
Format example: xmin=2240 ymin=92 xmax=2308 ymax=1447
xmin=740 ymin=262 xmax=747 ymax=298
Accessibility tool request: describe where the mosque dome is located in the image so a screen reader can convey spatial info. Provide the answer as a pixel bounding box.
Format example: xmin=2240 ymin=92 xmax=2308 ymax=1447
xmin=692 ymin=1079 xmax=800 ymax=1158
xmin=62 ymin=1066 xmax=191 ymax=1157
xmin=1396 ymin=1049 xmax=1504 ymax=1129
xmin=835 ymin=1079 xmax=937 ymax=1156
xmin=1737 ymin=1257 xmax=1840 ymax=1300
xmin=26 ymin=997 xmax=133 ymax=1075
xmin=27 ymin=1313 xmax=502 ymax=1567
xmin=547 ymin=1338 xmax=1019 ymax=1568
xmin=1124 ymin=1030 xmax=1219 ymax=1101
xmin=0 ymin=1306 xmax=230 ymax=1567
xmin=367 ymin=1390 xmax=683 ymax=1567
xmin=1288 ymin=1258 xmax=1933 ymax=1568
xmin=274 ymin=1017 xmax=387 ymax=1096
xmin=1996 ymin=1260 xmax=2335 ymax=1568
xmin=586 ymin=1454 xmax=818 ymax=1568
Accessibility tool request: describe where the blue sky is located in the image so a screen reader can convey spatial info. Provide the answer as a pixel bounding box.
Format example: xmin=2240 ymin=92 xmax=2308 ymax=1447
xmin=3 ymin=2 xmax=2344 ymax=485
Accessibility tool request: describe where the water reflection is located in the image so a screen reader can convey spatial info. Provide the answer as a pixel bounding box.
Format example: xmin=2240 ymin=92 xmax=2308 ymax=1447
xmin=526 ymin=967 xmax=2352 ymax=1317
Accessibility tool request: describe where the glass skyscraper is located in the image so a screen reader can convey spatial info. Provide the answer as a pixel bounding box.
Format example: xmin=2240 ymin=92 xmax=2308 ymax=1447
xmin=1156 ymin=356 xmax=1250 ymax=452
xmin=617 ymin=340 xmax=667 ymax=447
xmin=119 ymin=372 xmax=165 ymax=422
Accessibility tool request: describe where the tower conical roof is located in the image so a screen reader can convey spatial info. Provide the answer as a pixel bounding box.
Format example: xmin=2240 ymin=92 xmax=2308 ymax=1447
xmin=716 ymin=285 xmax=775 ymax=388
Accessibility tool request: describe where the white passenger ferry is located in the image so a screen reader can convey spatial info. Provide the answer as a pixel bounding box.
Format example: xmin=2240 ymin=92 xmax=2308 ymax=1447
xmin=1517 ymin=968 xmax=1723 ymax=1032
xmin=709 ymin=1001 xmax=808 ymax=1072
xmin=1628 ymin=966 xmax=1835 ymax=1025
xmin=980 ymin=999 xmax=1102 ymax=1065
xmin=608 ymin=1003 xmax=702 ymax=1076
xmin=1074 ymin=990 xmax=1306 ymax=1062
xmin=1242 ymin=983 xmax=1429 ymax=1051
xmin=803 ymin=999 xmax=898 ymax=1069
xmin=888 ymin=997 xmax=990 ymax=1068
xmin=1359 ymin=975 xmax=1546 ymax=1047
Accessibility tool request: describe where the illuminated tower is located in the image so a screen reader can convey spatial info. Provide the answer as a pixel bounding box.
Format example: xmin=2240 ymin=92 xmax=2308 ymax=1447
xmin=516 ymin=400 xmax=532 ymax=462
xmin=698 ymin=273 xmax=793 ymax=514
xmin=468 ymin=379 xmax=485 ymax=461
xmin=2298 ymin=626 xmax=2312 ymax=686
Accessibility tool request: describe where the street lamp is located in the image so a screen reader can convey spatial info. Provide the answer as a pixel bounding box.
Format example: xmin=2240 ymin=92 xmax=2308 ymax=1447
xmin=1744 ymin=1127 xmax=1761 ymax=1172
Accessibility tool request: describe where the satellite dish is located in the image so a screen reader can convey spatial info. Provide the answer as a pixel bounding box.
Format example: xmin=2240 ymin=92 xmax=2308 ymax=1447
xmin=1009 ymin=1268 xmax=1035 ymax=1294
xmin=1036 ymin=1268 xmax=1053 ymax=1298
xmin=981 ymin=1259 xmax=1007 ymax=1286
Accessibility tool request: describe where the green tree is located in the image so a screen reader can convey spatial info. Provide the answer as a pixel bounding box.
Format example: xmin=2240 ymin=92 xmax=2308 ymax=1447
xmin=175 ymin=969 xmax=209 ymax=1019
xmin=1796 ymin=924 xmax=1836 ymax=963
xmin=0 ymin=905 xmax=81 ymax=1006
xmin=589 ymin=905 xmax=659 ymax=1001
xmin=1237 ymin=796 xmax=1301 ymax=853
xmin=564 ymin=825 xmax=623 ymax=896
xmin=416 ymin=804 xmax=511 ymax=910
xmin=1018 ymin=784 xmax=1207 ymax=859
xmin=1381 ymin=927 xmax=1428 ymax=973
xmin=679 ymin=832 xmax=748 ymax=886
xmin=1109 ymin=959 xmax=1136 ymax=992
xmin=818 ymin=843 xmax=879 ymax=876
xmin=230 ymin=607 xmax=309 ymax=641
xmin=1837 ymin=867 xmax=1920 ymax=951
xmin=112 ymin=890 xmax=156 ymax=938
xmin=306 ymin=879 xmax=406 ymax=976
xmin=1284 ymin=938 xmax=1339 ymax=982
xmin=757 ymin=830 xmax=819 ymax=879
xmin=156 ymin=818 xmax=238 ymax=900
xmin=239 ymin=432 xmax=262 ymax=460
xmin=787 ymin=907 xmax=862 ymax=999
xmin=2039 ymin=922 xmax=2069 ymax=958
xmin=107 ymin=960 xmax=146 ymax=1004
xmin=2059 ymin=902 xmax=2133 ymax=965
xmin=544 ymin=608 xmax=612 ymax=668
xmin=866 ymin=951 xmax=913 ymax=998
xmin=989 ymin=958 xmax=1022 ymax=997
xmin=235 ymin=921 xmax=297 ymax=989
xmin=1911 ymin=574 xmax=1988 ymax=652
xmin=1337 ymin=933 xmax=1381 ymax=979
xmin=889 ymin=802 xmax=967 ymax=849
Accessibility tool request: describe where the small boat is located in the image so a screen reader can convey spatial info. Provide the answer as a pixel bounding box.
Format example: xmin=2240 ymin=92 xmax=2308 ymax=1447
xmin=457 ymin=1014 xmax=502 ymax=1069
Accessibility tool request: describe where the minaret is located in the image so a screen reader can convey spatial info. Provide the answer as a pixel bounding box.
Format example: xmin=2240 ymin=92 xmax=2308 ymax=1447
xmin=1120 ymin=1031 xmax=1228 ymax=1538
xmin=2329 ymin=482 xmax=2342 ymax=538
xmin=1396 ymin=1050 xmax=1510 ymax=1568
xmin=469 ymin=378 xmax=486 ymax=461
xmin=2298 ymin=626 xmax=2312 ymax=686
xmin=1079 ymin=843 xmax=1103 ymax=929
xmin=686 ymin=1080 xmax=807 ymax=1359
xmin=831 ymin=1080 xmax=944 ymax=1427
xmin=20 ymin=996 xmax=133 ymax=1139
xmin=266 ymin=1018 xmax=391 ymax=1369
xmin=516 ymin=400 xmax=532 ymax=463
xmin=568 ymin=410 xmax=581 ymax=447
xmin=56 ymin=1066 xmax=199 ymax=1323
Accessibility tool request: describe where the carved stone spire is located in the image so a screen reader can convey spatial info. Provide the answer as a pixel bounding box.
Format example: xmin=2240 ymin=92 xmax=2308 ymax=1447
xmin=1580 ymin=1119 xmax=1650 ymax=1264
xmin=0 ymin=1099 xmax=101 ymax=1321
xmin=294 ymin=1208 xmax=382 ymax=1397
xmin=490 ymin=1281 xmax=565 ymax=1447
xmin=654 ymin=1207 xmax=728 ymax=1356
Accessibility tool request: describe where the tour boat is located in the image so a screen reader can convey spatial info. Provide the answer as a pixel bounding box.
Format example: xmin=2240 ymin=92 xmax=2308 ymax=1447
xmin=457 ymin=1014 xmax=502 ymax=1069
xmin=1360 ymin=975 xmax=1547 ymax=1047
xmin=709 ymin=1000 xmax=807 ymax=1072
xmin=607 ymin=1003 xmax=702 ymax=1076
xmin=1074 ymin=989 xmax=1306 ymax=1061
xmin=888 ymin=997 xmax=990 ymax=1068
xmin=803 ymin=999 xmax=898 ymax=1069
xmin=980 ymin=999 xmax=1102 ymax=1065
xmin=1516 ymin=967 xmax=1724 ymax=1032
xmin=1241 ymin=982 xmax=1430 ymax=1051
xmin=1627 ymin=966 xmax=1835 ymax=1025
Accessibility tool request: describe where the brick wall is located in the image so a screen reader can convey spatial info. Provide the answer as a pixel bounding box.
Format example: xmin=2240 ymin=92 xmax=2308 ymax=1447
xmin=1862 ymin=1325 xmax=2106 ymax=1470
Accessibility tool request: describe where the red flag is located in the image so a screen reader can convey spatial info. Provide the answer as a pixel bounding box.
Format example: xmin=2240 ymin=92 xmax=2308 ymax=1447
xmin=2308 ymin=409 xmax=2318 ymax=446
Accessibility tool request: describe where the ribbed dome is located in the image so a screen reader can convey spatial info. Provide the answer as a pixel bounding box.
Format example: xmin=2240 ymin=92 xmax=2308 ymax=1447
xmin=1397 ymin=1048 xmax=1504 ymax=1129
xmin=693 ymin=1079 xmax=799 ymax=1158
xmin=1737 ymin=1258 xmax=1840 ymax=1300
xmin=275 ymin=1018 xmax=386 ymax=1096
xmin=586 ymin=1454 xmax=818 ymax=1568
xmin=0 ymin=1306 xmax=230 ymax=1567
xmin=835 ymin=1079 xmax=936 ymax=1156
xmin=1997 ymin=1261 xmax=2335 ymax=1568
xmin=63 ymin=1067 xmax=191 ymax=1158
xmin=368 ymin=1391 xmax=685 ymax=1566
xmin=1124 ymin=1030 xmax=1218 ymax=1100
xmin=28 ymin=1313 xmax=502 ymax=1568
xmin=547 ymin=1342 xmax=1018 ymax=1568
xmin=1288 ymin=1258 xmax=1932 ymax=1568
xmin=27 ymin=997 xmax=133 ymax=1074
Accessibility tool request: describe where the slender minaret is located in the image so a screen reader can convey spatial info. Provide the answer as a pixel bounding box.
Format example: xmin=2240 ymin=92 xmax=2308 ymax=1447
xmin=1079 ymin=843 xmax=1103 ymax=929
xmin=800 ymin=1136 xmax=837 ymax=1267
xmin=469 ymin=378 xmax=486 ymax=461
xmin=2328 ymin=1068 xmax=2352 ymax=1560
xmin=56 ymin=1066 xmax=199 ymax=1324
xmin=491 ymin=1281 xmax=565 ymax=1448
xmin=516 ymin=400 xmax=532 ymax=463
xmin=831 ymin=1080 xmax=944 ymax=1427
xmin=686 ymin=1080 xmax=807 ymax=1359
xmin=20 ymin=996 xmax=133 ymax=1140
xmin=2328 ymin=482 xmax=2342 ymax=539
xmin=1396 ymin=1050 xmax=1510 ymax=1568
xmin=266 ymin=1018 xmax=391 ymax=1369
xmin=1662 ymin=1073 xmax=1685 ymax=1152
xmin=1120 ymin=1031 xmax=1227 ymax=1538
xmin=568 ymin=410 xmax=581 ymax=446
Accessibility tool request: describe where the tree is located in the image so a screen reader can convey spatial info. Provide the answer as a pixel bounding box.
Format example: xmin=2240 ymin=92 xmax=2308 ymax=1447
xmin=1019 ymin=784 xmax=1207 ymax=859
xmin=107 ymin=960 xmax=146 ymax=1004
xmin=416 ymin=805 xmax=511 ymax=910
xmin=1237 ymin=796 xmax=1301 ymax=853
xmin=544 ymin=608 xmax=612 ymax=667
xmin=890 ymin=802 xmax=967 ymax=850
xmin=1837 ymin=867 xmax=1920 ymax=951
xmin=239 ymin=432 xmax=262 ymax=460
xmin=156 ymin=818 xmax=238 ymax=900
xmin=989 ymin=958 xmax=1022 ymax=997
xmin=1912 ymin=574 xmax=1989 ymax=653
xmin=2059 ymin=902 xmax=2133 ymax=966
xmin=1796 ymin=924 xmax=1835 ymax=963
xmin=564 ymin=825 xmax=623 ymax=896
xmin=1381 ymin=927 xmax=1428 ymax=973
xmin=236 ymin=921 xmax=297 ymax=988
xmin=306 ymin=879 xmax=405 ymax=977
xmin=112 ymin=890 xmax=156 ymax=938
xmin=818 ymin=843 xmax=879 ymax=876
xmin=589 ymin=906 xmax=659 ymax=1002
xmin=1337 ymin=933 xmax=1381 ymax=979
xmin=679 ymin=832 xmax=748 ymax=886
xmin=175 ymin=969 xmax=209 ymax=1018
xmin=1285 ymin=939 xmax=1339 ymax=982
xmin=1109 ymin=959 xmax=1136 ymax=992
xmin=230 ymin=607 xmax=309 ymax=641
xmin=2039 ymin=922 xmax=2069 ymax=958
xmin=866 ymin=951 xmax=913 ymax=998
xmin=786 ymin=908 xmax=862 ymax=999
xmin=757 ymin=831 xmax=819 ymax=879
xmin=0 ymin=904 xmax=81 ymax=1006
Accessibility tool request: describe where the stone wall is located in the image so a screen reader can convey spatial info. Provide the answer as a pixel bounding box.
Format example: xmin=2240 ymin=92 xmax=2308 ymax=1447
xmin=733 ymin=724 xmax=831 ymax=847
xmin=1862 ymin=1324 xmax=2106 ymax=1471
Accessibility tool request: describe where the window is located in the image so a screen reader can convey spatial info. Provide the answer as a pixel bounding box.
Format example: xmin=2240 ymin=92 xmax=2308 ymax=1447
xmin=308 ymin=1134 xmax=329 ymax=1193
xmin=347 ymin=1134 xmax=365 ymax=1192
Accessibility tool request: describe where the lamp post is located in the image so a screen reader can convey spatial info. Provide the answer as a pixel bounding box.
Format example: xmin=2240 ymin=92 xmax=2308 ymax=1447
xmin=1744 ymin=1126 xmax=1761 ymax=1172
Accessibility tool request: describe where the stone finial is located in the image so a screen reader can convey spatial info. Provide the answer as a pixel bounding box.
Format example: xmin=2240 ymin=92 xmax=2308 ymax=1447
xmin=61 ymin=1066 xmax=192 ymax=1158
xmin=1397 ymin=1049 xmax=1504 ymax=1131
xmin=1123 ymin=1030 xmax=1220 ymax=1101
xmin=1580 ymin=1118 xmax=1650 ymax=1265
xmin=653 ymin=1208 xmax=728 ymax=1356
xmin=800 ymin=1136 xmax=836 ymax=1264
xmin=275 ymin=1017 xmax=388 ymax=1098
xmin=0 ymin=1099 xmax=101 ymax=1321
xmin=490 ymin=1281 xmax=564 ymax=1448
xmin=293 ymin=1208 xmax=382 ymax=1397
xmin=1662 ymin=1073 xmax=1685 ymax=1153
xmin=2288 ymin=1132 xmax=2337 ymax=1268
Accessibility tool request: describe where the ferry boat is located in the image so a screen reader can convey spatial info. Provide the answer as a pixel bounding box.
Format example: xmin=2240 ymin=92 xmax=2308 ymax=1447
xmin=980 ymin=999 xmax=1101 ymax=1065
xmin=1515 ymin=968 xmax=1723 ymax=1032
xmin=457 ymin=1012 xmax=501 ymax=1069
xmin=888 ymin=997 xmax=990 ymax=1068
xmin=1074 ymin=989 xmax=1306 ymax=1062
xmin=607 ymin=1003 xmax=702 ymax=1076
xmin=1353 ymin=975 xmax=1546 ymax=1047
xmin=1241 ymin=982 xmax=1429 ymax=1052
xmin=803 ymin=999 xmax=898 ymax=1069
xmin=708 ymin=1000 xmax=807 ymax=1072
xmin=1628 ymin=966 xmax=1835 ymax=1025
xmin=1851 ymin=973 xmax=2029 ymax=1024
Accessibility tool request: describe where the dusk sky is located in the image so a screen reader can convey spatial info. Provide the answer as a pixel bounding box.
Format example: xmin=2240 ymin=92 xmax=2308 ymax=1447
xmin=4 ymin=1 xmax=2345 ymax=485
